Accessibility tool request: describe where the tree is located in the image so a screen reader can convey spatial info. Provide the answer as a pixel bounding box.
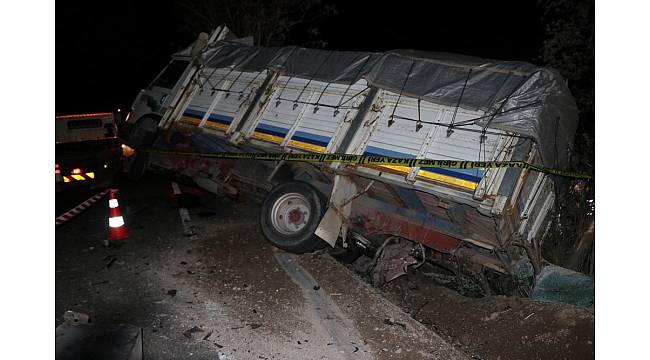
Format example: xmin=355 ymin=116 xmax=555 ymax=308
xmin=175 ymin=0 xmax=337 ymax=47
xmin=537 ymin=0 xmax=594 ymax=275
xmin=538 ymin=0 xmax=594 ymax=143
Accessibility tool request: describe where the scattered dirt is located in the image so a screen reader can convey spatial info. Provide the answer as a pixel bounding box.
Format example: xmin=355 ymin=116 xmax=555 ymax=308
xmin=169 ymin=181 xmax=595 ymax=360
xmin=299 ymin=254 xmax=467 ymax=360
xmin=57 ymin=175 xmax=594 ymax=359
xmin=350 ymin=260 xmax=595 ymax=360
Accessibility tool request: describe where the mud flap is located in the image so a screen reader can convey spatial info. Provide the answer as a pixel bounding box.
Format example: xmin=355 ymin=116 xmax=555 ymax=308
xmin=531 ymin=265 xmax=595 ymax=307
xmin=315 ymin=175 xmax=357 ymax=247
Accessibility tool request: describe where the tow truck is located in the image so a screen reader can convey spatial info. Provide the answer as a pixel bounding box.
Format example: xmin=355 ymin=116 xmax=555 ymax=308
xmin=55 ymin=112 xmax=123 ymax=192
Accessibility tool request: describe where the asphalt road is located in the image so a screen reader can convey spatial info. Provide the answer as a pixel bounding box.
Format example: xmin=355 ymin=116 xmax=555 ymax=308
xmin=55 ymin=173 xmax=465 ymax=359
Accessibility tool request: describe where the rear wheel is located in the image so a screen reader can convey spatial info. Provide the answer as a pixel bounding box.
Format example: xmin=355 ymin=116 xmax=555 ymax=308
xmin=129 ymin=116 xmax=159 ymax=148
xmin=260 ymin=181 xmax=327 ymax=253
xmin=127 ymin=116 xmax=158 ymax=181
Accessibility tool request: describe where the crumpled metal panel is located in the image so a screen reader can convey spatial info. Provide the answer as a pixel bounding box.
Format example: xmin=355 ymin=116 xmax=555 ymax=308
xmin=371 ymin=239 xmax=419 ymax=285
xmin=415 ymin=190 xmax=499 ymax=249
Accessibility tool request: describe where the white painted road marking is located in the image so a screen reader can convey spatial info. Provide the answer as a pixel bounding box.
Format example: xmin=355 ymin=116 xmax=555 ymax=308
xmin=274 ymin=250 xmax=372 ymax=359
xmin=171 ymin=182 xmax=198 ymax=239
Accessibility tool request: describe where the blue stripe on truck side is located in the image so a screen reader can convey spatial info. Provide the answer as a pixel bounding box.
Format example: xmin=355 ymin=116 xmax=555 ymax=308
xmin=255 ymin=122 xmax=289 ymax=138
xmin=183 ymin=109 xmax=204 ymax=119
xmin=363 ymin=145 xmax=484 ymax=183
xmin=183 ymin=109 xmax=233 ymax=125
xmin=291 ymin=131 xmax=330 ymax=147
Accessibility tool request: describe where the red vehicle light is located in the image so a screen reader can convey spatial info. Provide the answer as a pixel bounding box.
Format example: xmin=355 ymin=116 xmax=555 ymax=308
xmin=55 ymin=112 xmax=113 ymax=120
xmin=55 ymin=169 xmax=60 ymax=174
xmin=55 ymin=163 xmax=59 ymax=168
xmin=72 ymin=168 xmax=82 ymax=174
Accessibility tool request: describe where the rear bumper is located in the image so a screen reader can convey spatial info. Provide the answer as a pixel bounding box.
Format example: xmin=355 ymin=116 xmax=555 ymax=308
xmin=55 ymin=163 xmax=120 ymax=192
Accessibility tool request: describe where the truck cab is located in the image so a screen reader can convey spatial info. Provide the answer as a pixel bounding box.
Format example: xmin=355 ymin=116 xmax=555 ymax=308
xmin=120 ymin=26 xmax=231 ymax=150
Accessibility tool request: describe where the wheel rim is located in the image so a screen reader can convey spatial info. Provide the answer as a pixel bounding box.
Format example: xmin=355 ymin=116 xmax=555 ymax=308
xmin=270 ymin=192 xmax=311 ymax=235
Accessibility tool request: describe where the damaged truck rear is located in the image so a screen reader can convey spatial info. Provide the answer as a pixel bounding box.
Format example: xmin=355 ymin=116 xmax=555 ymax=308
xmin=119 ymin=26 xmax=592 ymax=300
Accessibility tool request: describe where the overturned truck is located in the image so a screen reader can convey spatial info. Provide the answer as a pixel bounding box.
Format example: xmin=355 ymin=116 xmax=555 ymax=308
xmin=120 ymin=26 xmax=589 ymax=298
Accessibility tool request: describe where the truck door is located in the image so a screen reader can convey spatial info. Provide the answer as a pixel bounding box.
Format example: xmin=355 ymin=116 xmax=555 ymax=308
xmin=130 ymin=59 xmax=192 ymax=125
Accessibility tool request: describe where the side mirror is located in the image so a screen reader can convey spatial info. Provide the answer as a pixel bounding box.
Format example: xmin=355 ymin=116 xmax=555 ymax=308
xmin=191 ymin=32 xmax=210 ymax=58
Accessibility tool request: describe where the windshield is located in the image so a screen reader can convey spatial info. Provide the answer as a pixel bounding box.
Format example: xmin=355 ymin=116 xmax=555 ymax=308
xmin=151 ymin=60 xmax=190 ymax=89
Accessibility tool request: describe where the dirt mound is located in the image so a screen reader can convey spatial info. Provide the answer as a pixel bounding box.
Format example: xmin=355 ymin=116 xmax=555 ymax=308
xmin=374 ymin=265 xmax=594 ymax=359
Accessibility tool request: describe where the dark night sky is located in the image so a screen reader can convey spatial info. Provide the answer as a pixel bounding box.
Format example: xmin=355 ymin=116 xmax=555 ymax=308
xmin=56 ymin=0 xmax=543 ymax=115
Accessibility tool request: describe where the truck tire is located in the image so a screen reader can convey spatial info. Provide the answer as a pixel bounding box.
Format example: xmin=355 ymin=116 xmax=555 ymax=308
xmin=128 ymin=151 xmax=149 ymax=181
xmin=260 ymin=181 xmax=327 ymax=254
xmin=127 ymin=115 xmax=158 ymax=181
xmin=130 ymin=115 xmax=159 ymax=148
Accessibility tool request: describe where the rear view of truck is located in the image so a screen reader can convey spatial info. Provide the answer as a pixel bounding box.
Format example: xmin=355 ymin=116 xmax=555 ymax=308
xmin=119 ymin=26 xmax=592 ymax=301
xmin=56 ymin=112 xmax=122 ymax=192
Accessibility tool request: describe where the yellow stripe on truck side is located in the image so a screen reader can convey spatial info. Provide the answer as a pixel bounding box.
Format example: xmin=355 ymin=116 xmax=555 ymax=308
xmin=417 ymin=170 xmax=478 ymax=190
xmin=180 ymin=115 xmax=231 ymax=132
xmin=203 ymin=121 xmax=229 ymax=131
xmin=251 ymin=131 xmax=284 ymax=144
xmin=180 ymin=117 xmax=328 ymax=154
xmin=252 ymin=132 xmax=328 ymax=153
xmin=180 ymin=116 xmax=201 ymax=126
xmin=367 ymin=164 xmax=478 ymax=191
xmin=286 ymin=140 xmax=326 ymax=153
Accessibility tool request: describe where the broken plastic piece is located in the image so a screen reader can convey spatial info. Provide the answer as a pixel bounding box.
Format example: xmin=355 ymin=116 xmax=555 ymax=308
xmin=63 ymin=310 xmax=91 ymax=325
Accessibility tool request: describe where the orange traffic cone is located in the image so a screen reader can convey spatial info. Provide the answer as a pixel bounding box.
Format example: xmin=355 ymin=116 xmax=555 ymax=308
xmin=106 ymin=189 xmax=128 ymax=244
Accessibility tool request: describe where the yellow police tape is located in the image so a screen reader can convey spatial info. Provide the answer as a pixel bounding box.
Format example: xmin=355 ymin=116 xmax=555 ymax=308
xmin=142 ymin=149 xmax=592 ymax=179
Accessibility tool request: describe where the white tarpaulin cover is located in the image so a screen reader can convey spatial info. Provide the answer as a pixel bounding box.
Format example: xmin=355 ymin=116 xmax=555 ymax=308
xmin=179 ymin=40 xmax=578 ymax=169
